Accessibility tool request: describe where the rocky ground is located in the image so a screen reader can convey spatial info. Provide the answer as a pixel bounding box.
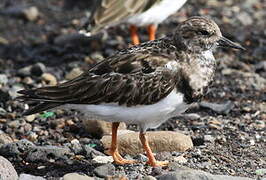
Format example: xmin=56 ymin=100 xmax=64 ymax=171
xmin=0 ymin=0 xmax=265 ymax=179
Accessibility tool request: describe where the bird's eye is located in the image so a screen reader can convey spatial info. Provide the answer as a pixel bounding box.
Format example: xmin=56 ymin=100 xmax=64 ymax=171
xmin=198 ymin=30 xmax=210 ymax=36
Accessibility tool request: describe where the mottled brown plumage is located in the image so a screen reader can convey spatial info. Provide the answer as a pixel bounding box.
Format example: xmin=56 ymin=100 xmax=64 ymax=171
xmin=19 ymin=17 xmax=244 ymax=116
xmin=18 ymin=17 xmax=244 ymax=167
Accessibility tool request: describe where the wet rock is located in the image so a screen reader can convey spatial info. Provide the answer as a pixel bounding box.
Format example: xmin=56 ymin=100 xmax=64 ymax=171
xmin=41 ymin=73 xmax=57 ymax=85
xmin=26 ymin=145 xmax=72 ymax=162
xmin=19 ymin=173 xmax=46 ymax=180
xmin=63 ymin=173 xmax=94 ymax=180
xmin=65 ymin=67 xmax=84 ymax=80
xmin=0 ymin=156 xmax=18 ymax=180
xmin=199 ymin=101 xmax=234 ymax=115
xmin=101 ymin=131 xmax=193 ymax=156
xmin=157 ymin=170 xmax=253 ymax=180
xmin=0 ymin=132 xmax=13 ymax=145
xmin=92 ymin=155 xmax=113 ymax=164
xmin=0 ymin=139 xmax=35 ymax=157
xmin=82 ymin=119 xmax=126 ymax=138
xmin=93 ymin=163 xmax=115 ymax=178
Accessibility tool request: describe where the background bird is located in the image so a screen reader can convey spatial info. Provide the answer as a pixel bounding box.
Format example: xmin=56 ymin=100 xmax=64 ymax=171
xmin=18 ymin=16 xmax=244 ymax=167
xmin=81 ymin=0 xmax=187 ymax=45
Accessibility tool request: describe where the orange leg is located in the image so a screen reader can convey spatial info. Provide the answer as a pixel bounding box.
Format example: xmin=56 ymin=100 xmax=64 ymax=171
xmin=147 ymin=24 xmax=157 ymax=41
xmin=139 ymin=132 xmax=169 ymax=167
xmin=110 ymin=122 xmax=136 ymax=165
xmin=130 ymin=25 xmax=140 ymax=45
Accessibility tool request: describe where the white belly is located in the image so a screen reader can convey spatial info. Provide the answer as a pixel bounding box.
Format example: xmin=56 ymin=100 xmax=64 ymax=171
xmin=126 ymin=0 xmax=187 ymax=26
xmin=64 ymin=88 xmax=189 ymax=131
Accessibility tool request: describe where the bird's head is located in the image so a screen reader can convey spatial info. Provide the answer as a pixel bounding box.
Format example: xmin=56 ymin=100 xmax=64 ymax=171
xmin=174 ymin=16 xmax=245 ymax=52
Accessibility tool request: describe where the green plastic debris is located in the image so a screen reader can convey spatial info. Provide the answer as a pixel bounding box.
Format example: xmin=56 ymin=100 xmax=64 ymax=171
xmin=255 ymin=168 xmax=266 ymax=176
xmin=88 ymin=143 xmax=97 ymax=148
xmin=40 ymin=111 xmax=55 ymax=118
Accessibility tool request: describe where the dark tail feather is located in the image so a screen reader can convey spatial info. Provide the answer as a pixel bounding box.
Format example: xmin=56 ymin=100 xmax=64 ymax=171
xmin=23 ymin=102 xmax=62 ymax=116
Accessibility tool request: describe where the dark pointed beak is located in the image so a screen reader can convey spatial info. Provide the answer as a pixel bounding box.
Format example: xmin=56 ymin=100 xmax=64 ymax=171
xmin=218 ymin=36 xmax=245 ymax=50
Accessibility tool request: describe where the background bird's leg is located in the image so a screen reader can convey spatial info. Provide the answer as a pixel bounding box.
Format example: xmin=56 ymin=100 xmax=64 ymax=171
xmin=147 ymin=24 xmax=157 ymax=41
xmin=110 ymin=122 xmax=136 ymax=164
xmin=130 ymin=25 xmax=140 ymax=45
xmin=139 ymin=132 xmax=169 ymax=167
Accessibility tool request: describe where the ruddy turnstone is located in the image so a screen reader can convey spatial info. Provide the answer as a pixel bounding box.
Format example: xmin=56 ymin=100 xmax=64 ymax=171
xmin=18 ymin=16 xmax=244 ymax=167
xmin=82 ymin=0 xmax=187 ymax=45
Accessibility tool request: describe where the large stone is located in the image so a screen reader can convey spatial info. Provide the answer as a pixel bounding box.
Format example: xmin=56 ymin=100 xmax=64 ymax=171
xmin=63 ymin=173 xmax=94 ymax=180
xmin=83 ymin=118 xmax=126 ymax=138
xmin=157 ymin=170 xmax=254 ymax=180
xmin=101 ymin=131 xmax=193 ymax=155
xmin=93 ymin=163 xmax=115 ymax=178
xmin=0 ymin=156 xmax=18 ymax=180
xmin=26 ymin=145 xmax=72 ymax=162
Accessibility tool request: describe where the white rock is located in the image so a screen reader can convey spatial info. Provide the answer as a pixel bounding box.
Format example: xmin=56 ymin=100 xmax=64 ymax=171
xmin=63 ymin=173 xmax=94 ymax=180
xmin=92 ymin=156 xmax=113 ymax=164
xmin=19 ymin=174 xmax=46 ymax=180
xmin=0 ymin=156 xmax=18 ymax=180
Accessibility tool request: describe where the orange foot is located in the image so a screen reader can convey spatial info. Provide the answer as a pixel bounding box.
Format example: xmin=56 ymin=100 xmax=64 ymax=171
xmin=112 ymin=150 xmax=137 ymax=165
xmin=147 ymin=160 xmax=169 ymax=167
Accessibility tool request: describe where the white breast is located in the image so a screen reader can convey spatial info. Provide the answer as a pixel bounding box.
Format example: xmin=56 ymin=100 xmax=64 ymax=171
xmin=64 ymin=88 xmax=189 ymax=132
xmin=126 ymin=0 xmax=187 ymax=26
xmin=202 ymin=50 xmax=215 ymax=61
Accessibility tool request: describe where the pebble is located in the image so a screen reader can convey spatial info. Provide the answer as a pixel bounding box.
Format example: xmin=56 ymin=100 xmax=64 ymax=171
xmin=0 ymin=132 xmax=13 ymax=145
xmin=63 ymin=173 xmax=94 ymax=180
xmin=93 ymin=163 xmax=115 ymax=178
xmin=25 ymin=114 xmax=36 ymax=122
xmin=22 ymin=6 xmax=40 ymax=21
xmin=0 ymin=156 xmax=18 ymax=180
xmin=0 ymin=74 xmax=8 ymax=85
xmin=70 ymin=139 xmax=83 ymax=154
xmin=1 ymin=5 xmax=39 ymax=21
xmin=19 ymin=173 xmax=46 ymax=180
xmin=173 ymin=156 xmax=188 ymax=164
xmin=204 ymin=135 xmax=215 ymax=142
xmin=92 ymin=156 xmax=113 ymax=164
xmin=41 ymin=73 xmax=57 ymax=85
xmin=65 ymin=67 xmax=84 ymax=80
xmin=101 ymin=131 xmax=193 ymax=156
xmin=30 ymin=63 xmax=46 ymax=76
